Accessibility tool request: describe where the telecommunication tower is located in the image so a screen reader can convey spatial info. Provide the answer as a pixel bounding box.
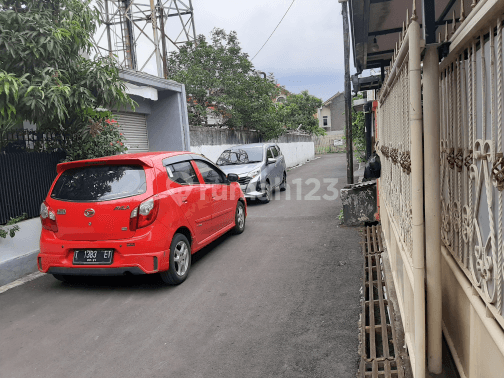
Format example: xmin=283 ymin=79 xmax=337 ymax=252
xmin=93 ymin=0 xmax=196 ymax=78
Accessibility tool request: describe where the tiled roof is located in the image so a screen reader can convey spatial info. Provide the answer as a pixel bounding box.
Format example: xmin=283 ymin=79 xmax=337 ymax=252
xmin=323 ymin=91 xmax=343 ymax=106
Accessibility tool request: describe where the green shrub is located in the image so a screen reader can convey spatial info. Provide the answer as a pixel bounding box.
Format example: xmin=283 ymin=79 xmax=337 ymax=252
xmin=64 ymin=117 xmax=128 ymax=162
xmin=0 ymin=213 xmax=27 ymax=238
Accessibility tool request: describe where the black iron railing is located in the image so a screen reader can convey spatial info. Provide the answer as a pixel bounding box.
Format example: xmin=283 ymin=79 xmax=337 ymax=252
xmin=0 ymin=129 xmax=68 ymax=153
xmin=0 ymin=151 xmax=66 ymax=224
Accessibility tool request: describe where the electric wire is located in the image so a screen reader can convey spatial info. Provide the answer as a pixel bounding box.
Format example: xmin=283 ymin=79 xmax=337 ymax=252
xmin=251 ymin=0 xmax=295 ymax=61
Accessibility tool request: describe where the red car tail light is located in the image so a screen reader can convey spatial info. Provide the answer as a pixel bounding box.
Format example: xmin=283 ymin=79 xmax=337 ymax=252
xmin=129 ymin=207 xmax=139 ymax=231
xmin=138 ymin=197 xmax=159 ymax=229
xmin=129 ymin=196 xmax=159 ymax=231
xmin=40 ymin=202 xmax=58 ymax=232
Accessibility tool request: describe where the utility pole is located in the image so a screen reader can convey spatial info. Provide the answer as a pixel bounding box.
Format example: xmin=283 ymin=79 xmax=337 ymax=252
xmin=364 ymin=101 xmax=372 ymax=160
xmin=340 ymin=0 xmax=354 ymax=184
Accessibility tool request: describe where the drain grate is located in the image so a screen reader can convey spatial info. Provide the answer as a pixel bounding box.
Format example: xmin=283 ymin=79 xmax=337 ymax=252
xmin=360 ymin=225 xmax=384 ymax=255
xmin=359 ymin=225 xmax=404 ymax=378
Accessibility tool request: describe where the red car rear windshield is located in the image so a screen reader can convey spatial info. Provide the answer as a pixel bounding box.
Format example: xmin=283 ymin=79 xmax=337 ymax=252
xmin=51 ymin=165 xmax=147 ymax=202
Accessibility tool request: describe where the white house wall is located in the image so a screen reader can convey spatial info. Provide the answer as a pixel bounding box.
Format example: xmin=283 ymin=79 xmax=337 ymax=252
xmin=118 ymin=70 xmax=191 ymax=152
xmin=147 ymin=91 xmax=190 ymax=152
xmin=319 ymin=106 xmax=331 ymax=130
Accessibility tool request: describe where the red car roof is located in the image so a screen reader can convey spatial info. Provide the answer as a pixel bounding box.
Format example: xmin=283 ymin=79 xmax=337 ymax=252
xmin=56 ymin=151 xmax=194 ymax=173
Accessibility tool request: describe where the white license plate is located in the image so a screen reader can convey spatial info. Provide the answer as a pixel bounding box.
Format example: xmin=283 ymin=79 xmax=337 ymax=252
xmin=73 ymin=249 xmax=113 ymax=265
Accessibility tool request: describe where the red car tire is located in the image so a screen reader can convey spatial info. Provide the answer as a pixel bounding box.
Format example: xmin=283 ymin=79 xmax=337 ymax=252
xmin=159 ymin=233 xmax=191 ymax=285
xmin=232 ymin=201 xmax=246 ymax=234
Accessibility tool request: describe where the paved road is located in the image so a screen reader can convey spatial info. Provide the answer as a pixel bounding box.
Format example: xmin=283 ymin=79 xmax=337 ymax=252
xmin=0 ymin=154 xmax=363 ymax=378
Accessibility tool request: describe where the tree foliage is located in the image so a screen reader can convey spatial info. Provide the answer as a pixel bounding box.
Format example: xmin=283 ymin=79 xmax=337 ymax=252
xmin=277 ymin=90 xmax=324 ymax=135
xmin=351 ymin=94 xmax=366 ymax=162
xmin=0 ymin=0 xmax=135 ymax=146
xmin=166 ymin=28 xmax=285 ymax=139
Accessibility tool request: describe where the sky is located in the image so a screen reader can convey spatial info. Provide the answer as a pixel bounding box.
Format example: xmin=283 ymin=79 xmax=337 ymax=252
xmin=92 ymin=0 xmax=354 ymax=102
xmin=191 ymin=0 xmax=350 ymax=102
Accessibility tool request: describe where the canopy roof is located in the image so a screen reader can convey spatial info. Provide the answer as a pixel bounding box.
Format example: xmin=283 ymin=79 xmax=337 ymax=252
xmin=349 ymin=0 xmax=469 ymax=73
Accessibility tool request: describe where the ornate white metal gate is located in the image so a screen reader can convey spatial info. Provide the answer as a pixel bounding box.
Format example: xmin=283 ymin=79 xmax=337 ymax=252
xmin=376 ymin=5 xmax=424 ymax=376
xmin=439 ymin=3 xmax=504 ymax=332
xmin=377 ymin=1 xmax=504 ymax=377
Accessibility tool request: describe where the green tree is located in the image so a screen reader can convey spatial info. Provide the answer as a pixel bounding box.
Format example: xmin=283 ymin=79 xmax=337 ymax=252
xmin=351 ymin=94 xmax=366 ymax=162
xmin=277 ymin=90 xmax=325 ymax=135
xmin=166 ymin=28 xmax=284 ymax=139
xmin=341 ymin=94 xmax=366 ymax=162
xmin=0 ymin=0 xmax=134 ymax=149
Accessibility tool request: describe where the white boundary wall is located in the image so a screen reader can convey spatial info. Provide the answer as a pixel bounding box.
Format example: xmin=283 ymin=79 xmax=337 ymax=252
xmin=191 ymin=142 xmax=314 ymax=168
xmin=189 ymin=127 xmax=315 ymax=167
xmin=277 ymin=142 xmax=315 ymax=168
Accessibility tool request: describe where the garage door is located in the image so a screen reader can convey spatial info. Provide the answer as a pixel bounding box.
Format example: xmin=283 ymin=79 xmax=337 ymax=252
xmin=115 ymin=112 xmax=149 ymax=153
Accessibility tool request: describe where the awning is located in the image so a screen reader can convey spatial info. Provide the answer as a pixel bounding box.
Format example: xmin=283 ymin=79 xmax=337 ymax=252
xmin=349 ymin=0 xmax=467 ymax=73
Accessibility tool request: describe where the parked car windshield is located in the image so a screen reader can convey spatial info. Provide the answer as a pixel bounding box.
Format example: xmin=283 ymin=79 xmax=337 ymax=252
xmin=216 ymin=147 xmax=263 ymax=166
xmin=51 ymin=165 xmax=147 ymax=202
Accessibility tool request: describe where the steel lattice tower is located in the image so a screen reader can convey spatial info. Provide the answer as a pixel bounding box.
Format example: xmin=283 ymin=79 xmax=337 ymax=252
xmin=93 ymin=0 xmax=196 ymax=78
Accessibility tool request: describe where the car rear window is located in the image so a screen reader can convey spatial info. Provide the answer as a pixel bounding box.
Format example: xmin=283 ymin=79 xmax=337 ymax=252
xmin=51 ymin=165 xmax=147 ymax=202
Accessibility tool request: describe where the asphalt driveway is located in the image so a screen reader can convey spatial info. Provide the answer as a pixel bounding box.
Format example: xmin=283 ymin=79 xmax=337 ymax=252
xmin=0 ymin=153 xmax=363 ymax=378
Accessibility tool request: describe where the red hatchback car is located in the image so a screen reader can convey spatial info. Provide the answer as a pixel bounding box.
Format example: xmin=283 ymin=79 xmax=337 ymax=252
xmin=37 ymin=152 xmax=246 ymax=285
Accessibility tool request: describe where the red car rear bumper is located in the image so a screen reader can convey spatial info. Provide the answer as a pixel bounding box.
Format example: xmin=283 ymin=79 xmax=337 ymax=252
xmin=38 ymin=228 xmax=170 ymax=275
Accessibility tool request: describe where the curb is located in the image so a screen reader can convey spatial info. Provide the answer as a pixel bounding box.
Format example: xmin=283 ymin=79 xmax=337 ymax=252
xmin=0 ymin=250 xmax=39 ymax=287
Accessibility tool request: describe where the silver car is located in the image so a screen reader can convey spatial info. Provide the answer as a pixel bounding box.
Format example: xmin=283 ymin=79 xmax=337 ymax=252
xmin=216 ymin=143 xmax=287 ymax=203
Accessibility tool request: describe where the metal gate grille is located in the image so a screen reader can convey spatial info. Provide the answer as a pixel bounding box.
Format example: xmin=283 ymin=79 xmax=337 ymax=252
xmin=361 ymin=225 xmax=384 ymax=255
xmin=359 ymin=225 xmax=404 ymax=378
xmin=115 ymin=112 xmax=149 ymax=153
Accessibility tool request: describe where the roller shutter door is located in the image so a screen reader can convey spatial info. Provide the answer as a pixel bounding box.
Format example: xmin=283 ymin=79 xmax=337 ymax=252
xmin=116 ymin=112 xmax=149 ymax=153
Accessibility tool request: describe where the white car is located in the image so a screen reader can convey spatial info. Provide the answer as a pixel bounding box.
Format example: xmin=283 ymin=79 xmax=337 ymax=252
xmin=216 ymin=143 xmax=287 ymax=203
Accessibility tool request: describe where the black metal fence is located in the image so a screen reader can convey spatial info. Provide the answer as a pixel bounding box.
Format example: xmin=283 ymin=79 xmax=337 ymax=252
xmin=0 ymin=129 xmax=68 ymax=153
xmin=0 ymin=151 xmax=66 ymax=224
